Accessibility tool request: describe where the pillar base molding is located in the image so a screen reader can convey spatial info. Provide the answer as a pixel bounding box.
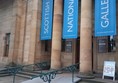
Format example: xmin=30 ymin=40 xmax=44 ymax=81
xmin=77 ymin=72 xmax=95 ymax=79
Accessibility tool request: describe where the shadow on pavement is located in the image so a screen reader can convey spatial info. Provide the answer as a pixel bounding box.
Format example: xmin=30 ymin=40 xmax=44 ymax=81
xmin=78 ymin=79 xmax=105 ymax=83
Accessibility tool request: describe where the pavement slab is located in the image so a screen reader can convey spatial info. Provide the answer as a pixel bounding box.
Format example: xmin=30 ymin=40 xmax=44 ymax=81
xmin=22 ymin=73 xmax=81 ymax=83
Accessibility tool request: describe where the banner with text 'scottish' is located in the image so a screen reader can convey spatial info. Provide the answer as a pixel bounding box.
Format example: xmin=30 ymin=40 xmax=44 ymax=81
xmin=40 ymin=0 xmax=53 ymax=40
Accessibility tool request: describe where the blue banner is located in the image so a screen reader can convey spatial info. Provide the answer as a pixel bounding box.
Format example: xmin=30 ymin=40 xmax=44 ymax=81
xmin=95 ymin=0 xmax=116 ymax=36
xmin=63 ymin=0 xmax=78 ymax=39
xmin=40 ymin=0 xmax=53 ymax=40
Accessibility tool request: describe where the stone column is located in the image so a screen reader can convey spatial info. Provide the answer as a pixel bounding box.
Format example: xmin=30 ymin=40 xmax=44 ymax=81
xmin=28 ymin=0 xmax=39 ymax=64
xmin=35 ymin=0 xmax=42 ymax=62
xmin=23 ymin=0 xmax=38 ymax=64
xmin=79 ymin=0 xmax=93 ymax=76
xmin=51 ymin=0 xmax=63 ymax=69
xmin=17 ymin=0 xmax=27 ymax=64
xmin=12 ymin=0 xmax=22 ymax=63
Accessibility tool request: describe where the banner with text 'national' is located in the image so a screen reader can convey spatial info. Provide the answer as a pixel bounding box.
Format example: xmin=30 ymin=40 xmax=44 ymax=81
xmin=63 ymin=0 xmax=79 ymax=39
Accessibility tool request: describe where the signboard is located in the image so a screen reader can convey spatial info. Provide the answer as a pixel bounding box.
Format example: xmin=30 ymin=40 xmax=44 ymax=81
xmin=98 ymin=39 xmax=107 ymax=53
xmin=40 ymin=0 xmax=53 ymax=40
xmin=102 ymin=61 xmax=116 ymax=81
xmin=63 ymin=0 xmax=78 ymax=39
xmin=65 ymin=41 xmax=72 ymax=52
xmin=95 ymin=0 xmax=116 ymax=36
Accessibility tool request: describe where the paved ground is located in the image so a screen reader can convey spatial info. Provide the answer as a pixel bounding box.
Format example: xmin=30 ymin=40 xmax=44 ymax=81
xmin=0 ymin=64 xmax=118 ymax=83
xmin=0 ymin=73 xmax=81 ymax=83
xmin=79 ymin=78 xmax=118 ymax=83
xmin=22 ymin=73 xmax=81 ymax=83
xmin=0 ymin=76 xmax=28 ymax=83
xmin=0 ymin=73 xmax=118 ymax=83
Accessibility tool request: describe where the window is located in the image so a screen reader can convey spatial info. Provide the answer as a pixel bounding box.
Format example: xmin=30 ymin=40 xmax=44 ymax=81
xmin=65 ymin=41 xmax=72 ymax=52
xmin=61 ymin=39 xmax=66 ymax=52
xmin=98 ymin=38 xmax=107 ymax=53
xmin=61 ymin=40 xmax=72 ymax=53
xmin=4 ymin=33 xmax=10 ymax=57
xmin=45 ymin=40 xmax=48 ymax=52
xmin=97 ymin=36 xmax=116 ymax=53
xmin=108 ymin=36 xmax=116 ymax=52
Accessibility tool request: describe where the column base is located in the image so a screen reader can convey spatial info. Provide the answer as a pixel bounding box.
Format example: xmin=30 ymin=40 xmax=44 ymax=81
xmin=77 ymin=72 xmax=95 ymax=79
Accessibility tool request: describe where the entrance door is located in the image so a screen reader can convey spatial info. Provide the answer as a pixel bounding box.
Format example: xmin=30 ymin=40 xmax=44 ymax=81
xmin=75 ymin=38 xmax=80 ymax=64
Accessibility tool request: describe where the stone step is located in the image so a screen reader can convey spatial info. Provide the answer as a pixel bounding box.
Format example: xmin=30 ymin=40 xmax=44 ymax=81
xmin=18 ymin=71 xmax=40 ymax=76
xmin=22 ymin=70 xmax=42 ymax=74
xmin=0 ymin=71 xmax=8 ymax=74
xmin=0 ymin=69 xmax=10 ymax=77
xmin=16 ymin=74 xmax=34 ymax=79
xmin=0 ymin=73 xmax=10 ymax=77
xmin=16 ymin=70 xmax=43 ymax=79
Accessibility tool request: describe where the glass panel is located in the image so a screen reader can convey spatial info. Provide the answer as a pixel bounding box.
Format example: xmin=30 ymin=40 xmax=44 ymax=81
xmin=108 ymin=36 xmax=116 ymax=52
xmin=65 ymin=41 xmax=72 ymax=52
xmin=98 ymin=39 xmax=107 ymax=53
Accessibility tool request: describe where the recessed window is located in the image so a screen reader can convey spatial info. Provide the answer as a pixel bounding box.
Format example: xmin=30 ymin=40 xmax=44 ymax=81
xmin=4 ymin=33 xmax=10 ymax=57
xmin=98 ymin=38 xmax=107 ymax=53
xmin=45 ymin=40 xmax=48 ymax=52
xmin=97 ymin=36 xmax=116 ymax=53
xmin=61 ymin=40 xmax=72 ymax=53
xmin=65 ymin=41 xmax=72 ymax=53
xmin=108 ymin=36 xmax=116 ymax=52
xmin=61 ymin=39 xmax=66 ymax=52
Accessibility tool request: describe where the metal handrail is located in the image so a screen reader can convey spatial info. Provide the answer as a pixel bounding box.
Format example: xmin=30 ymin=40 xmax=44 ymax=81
xmin=0 ymin=61 xmax=50 ymax=83
xmin=31 ymin=63 xmax=79 ymax=83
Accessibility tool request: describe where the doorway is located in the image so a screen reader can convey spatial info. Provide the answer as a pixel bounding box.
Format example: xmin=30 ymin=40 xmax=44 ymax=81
xmin=75 ymin=38 xmax=80 ymax=64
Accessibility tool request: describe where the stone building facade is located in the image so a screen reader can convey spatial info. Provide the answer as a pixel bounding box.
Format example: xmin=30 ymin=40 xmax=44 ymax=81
xmin=0 ymin=0 xmax=118 ymax=75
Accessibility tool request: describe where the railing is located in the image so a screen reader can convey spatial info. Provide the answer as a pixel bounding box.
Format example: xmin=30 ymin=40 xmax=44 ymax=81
xmin=0 ymin=61 xmax=50 ymax=83
xmin=31 ymin=63 xmax=79 ymax=83
xmin=0 ymin=62 xmax=79 ymax=83
xmin=7 ymin=66 xmax=23 ymax=83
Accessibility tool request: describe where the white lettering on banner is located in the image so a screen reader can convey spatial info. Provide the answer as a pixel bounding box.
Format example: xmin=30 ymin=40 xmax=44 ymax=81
xmin=101 ymin=0 xmax=109 ymax=28
xmin=67 ymin=0 xmax=74 ymax=32
xmin=44 ymin=2 xmax=50 ymax=34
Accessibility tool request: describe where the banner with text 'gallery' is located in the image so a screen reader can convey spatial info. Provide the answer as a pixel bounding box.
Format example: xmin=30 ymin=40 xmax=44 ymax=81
xmin=95 ymin=0 xmax=116 ymax=36
xmin=40 ymin=0 xmax=53 ymax=40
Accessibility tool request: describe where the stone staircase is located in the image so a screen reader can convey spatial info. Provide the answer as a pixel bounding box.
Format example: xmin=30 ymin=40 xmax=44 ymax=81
xmin=0 ymin=67 xmax=47 ymax=79
xmin=0 ymin=68 xmax=10 ymax=77
xmin=0 ymin=61 xmax=50 ymax=79
xmin=16 ymin=70 xmax=42 ymax=79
